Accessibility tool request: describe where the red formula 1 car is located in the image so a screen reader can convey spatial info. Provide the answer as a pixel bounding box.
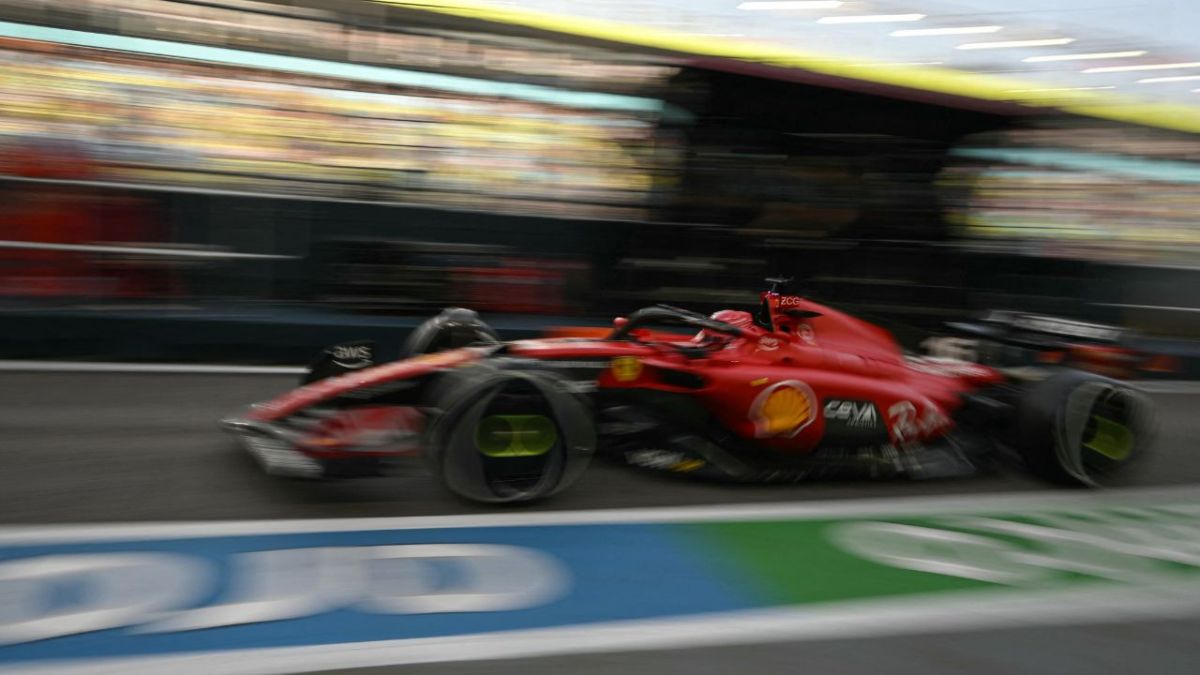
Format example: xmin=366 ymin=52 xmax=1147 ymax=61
xmin=223 ymin=280 xmax=1155 ymax=503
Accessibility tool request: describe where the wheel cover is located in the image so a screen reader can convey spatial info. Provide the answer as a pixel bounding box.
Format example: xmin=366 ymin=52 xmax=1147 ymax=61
xmin=475 ymin=414 xmax=557 ymax=458
xmin=1082 ymin=414 xmax=1133 ymax=461
xmin=1055 ymin=381 xmax=1150 ymax=485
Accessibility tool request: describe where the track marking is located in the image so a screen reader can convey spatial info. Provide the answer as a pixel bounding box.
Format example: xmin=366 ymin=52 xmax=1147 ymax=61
xmin=9 ymin=578 xmax=1200 ymax=674
xmin=1 ymin=484 xmax=1198 ymax=544
xmin=4 ymin=487 xmax=1200 ymax=674
xmin=1133 ymin=380 xmax=1200 ymax=394
xmin=0 ymin=361 xmax=305 ymax=375
xmin=0 ymin=240 xmax=294 ymax=260
xmin=2 ymin=360 xmax=1200 ymax=393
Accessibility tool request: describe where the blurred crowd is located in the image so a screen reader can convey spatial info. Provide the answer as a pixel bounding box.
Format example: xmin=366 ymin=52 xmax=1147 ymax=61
xmin=0 ymin=39 xmax=674 ymax=219
xmin=943 ymin=128 xmax=1200 ymax=267
xmin=0 ymin=0 xmax=1199 ymax=326
xmin=0 ymin=0 xmax=677 ymax=95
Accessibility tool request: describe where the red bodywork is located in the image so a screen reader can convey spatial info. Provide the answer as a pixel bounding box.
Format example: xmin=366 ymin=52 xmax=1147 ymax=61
xmin=239 ymin=291 xmax=1005 ymax=459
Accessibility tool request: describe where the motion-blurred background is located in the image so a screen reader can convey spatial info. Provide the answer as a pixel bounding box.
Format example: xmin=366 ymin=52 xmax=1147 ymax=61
xmin=2 ymin=7 xmax=1200 ymax=674
xmin=1 ymin=0 xmax=1198 ymax=364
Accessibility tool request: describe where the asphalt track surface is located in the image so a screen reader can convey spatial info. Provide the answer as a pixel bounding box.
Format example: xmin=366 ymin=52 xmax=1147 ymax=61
xmin=2 ymin=371 xmax=1200 ymax=674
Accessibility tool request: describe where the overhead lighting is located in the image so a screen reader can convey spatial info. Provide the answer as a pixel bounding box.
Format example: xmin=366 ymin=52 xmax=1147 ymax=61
xmin=1084 ymin=62 xmax=1200 ymax=73
xmin=1007 ymin=86 xmax=1116 ymax=93
xmin=1024 ymin=50 xmax=1147 ymax=63
xmin=737 ymin=1 xmax=843 ymax=9
xmin=891 ymin=25 xmax=1002 ymax=37
xmin=818 ymin=14 xmax=925 ymax=24
xmin=1138 ymin=75 xmax=1200 ymax=83
xmin=957 ymin=38 xmax=1075 ymax=50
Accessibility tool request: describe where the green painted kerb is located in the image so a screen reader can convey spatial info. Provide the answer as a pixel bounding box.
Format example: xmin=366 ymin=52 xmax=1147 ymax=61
xmin=684 ymin=520 xmax=991 ymax=605
xmin=680 ymin=504 xmax=1200 ymax=607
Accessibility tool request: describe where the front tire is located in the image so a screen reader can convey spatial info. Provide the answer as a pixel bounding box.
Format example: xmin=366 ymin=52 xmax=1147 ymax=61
xmin=424 ymin=363 xmax=595 ymax=503
xmin=401 ymin=307 xmax=500 ymax=357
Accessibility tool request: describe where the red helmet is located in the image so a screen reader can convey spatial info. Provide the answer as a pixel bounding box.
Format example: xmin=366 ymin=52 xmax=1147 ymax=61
xmin=695 ymin=309 xmax=754 ymax=345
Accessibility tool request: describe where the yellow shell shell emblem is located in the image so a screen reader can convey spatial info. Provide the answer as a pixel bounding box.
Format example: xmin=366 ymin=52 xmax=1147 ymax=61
xmin=611 ymin=356 xmax=643 ymax=382
xmin=750 ymin=380 xmax=816 ymax=438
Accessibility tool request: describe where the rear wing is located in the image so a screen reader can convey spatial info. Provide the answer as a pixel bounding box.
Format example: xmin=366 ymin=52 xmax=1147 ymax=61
xmin=948 ymin=311 xmax=1127 ymax=350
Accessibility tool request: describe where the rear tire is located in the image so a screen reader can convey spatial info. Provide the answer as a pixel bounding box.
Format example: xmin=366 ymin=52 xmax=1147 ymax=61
xmin=1013 ymin=371 xmax=1154 ymax=486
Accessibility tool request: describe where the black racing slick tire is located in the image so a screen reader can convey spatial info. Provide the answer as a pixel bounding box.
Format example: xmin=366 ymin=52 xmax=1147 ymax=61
xmin=1013 ymin=370 xmax=1155 ymax=487
xmin=424 ymin=363 xmax=595 ymax=504
xmin=401 ymin=307 xmax=500 ymax=357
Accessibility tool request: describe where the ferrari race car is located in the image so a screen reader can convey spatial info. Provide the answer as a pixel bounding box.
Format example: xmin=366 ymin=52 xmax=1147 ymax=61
xmin=223 ymin=281 xmax=1156 ymax=503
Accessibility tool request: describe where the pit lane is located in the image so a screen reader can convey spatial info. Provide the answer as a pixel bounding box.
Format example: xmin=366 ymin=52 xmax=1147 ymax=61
xmin=2 ymin=372 xmax=1199 ymax=523
xmin=2 ymin=371 xmax=1199 ymax=675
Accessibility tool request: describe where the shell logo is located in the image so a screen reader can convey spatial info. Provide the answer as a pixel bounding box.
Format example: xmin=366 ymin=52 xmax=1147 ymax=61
xmin=750 ymin=380 xmax=816 ymax=438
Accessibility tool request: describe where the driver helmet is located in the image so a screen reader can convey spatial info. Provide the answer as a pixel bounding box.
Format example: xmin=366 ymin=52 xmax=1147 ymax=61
xmin=694 ymin=309 xmax=754 ymax=346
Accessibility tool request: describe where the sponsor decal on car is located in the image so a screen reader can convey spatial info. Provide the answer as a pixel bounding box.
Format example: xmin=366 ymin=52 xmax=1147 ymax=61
xmin=750 ymin=380 xmax=817 ymax=438
xmin=823 ymin=399 xmax=880 ymax=430
xmin=756 ymin=336 xmax=781 ymax=352
xmin=887 ymin=400 xmax=951 ymax=442
xmin=610 ymin=356 xmax=643 ymax=382
xmin=331 ymin=344 xmax=373 ymax=369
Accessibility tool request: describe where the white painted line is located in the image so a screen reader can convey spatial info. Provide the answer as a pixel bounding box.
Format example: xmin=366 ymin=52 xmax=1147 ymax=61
xmin=1100 ymin=302 xmax=1200 ymax=313
xmin=0 ymin=240 xmax=295 ymax=260
xmin=3 ymin=359 xmax=1200 ymax=393
xmin=1 ymin=172 xmax=660 ymax=226
xmin=0 ymin=361 xmax=305 ymax=375
xmin=11 ymin=580 xmax=1200 ymax=675
xmin=1133 ymin=380 xmax=1200 ymax=394
xmin=1 ymin=484 xmax=1198 ymax=544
